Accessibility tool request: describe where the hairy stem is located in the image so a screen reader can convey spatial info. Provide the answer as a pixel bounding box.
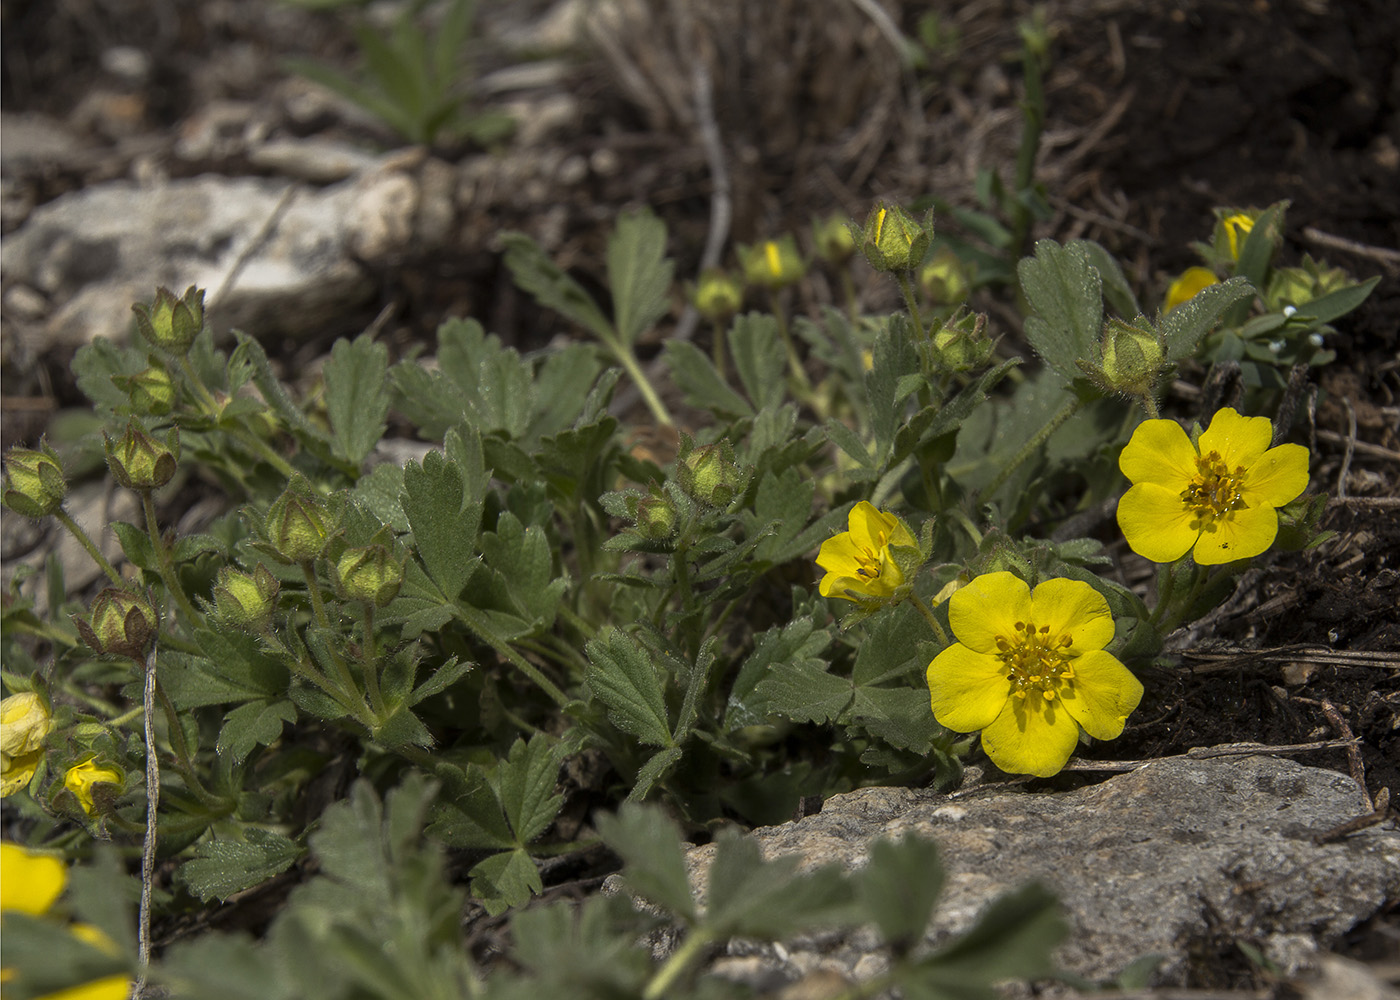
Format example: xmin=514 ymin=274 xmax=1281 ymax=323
xmin=141 ymin=490 xmax=203 ymax=625
xmin=53 ymin=508 xmax=125 ymax=588
xmin=977 ymin=395 xmax=1084 ymax=501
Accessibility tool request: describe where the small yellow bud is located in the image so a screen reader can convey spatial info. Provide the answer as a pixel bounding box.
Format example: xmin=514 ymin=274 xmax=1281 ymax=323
xmin=693 ymin=268 xmax=743 ymax=323
xmin=2 ymin=442 xmax=67 ymax=519
xmin=74 ymin=587 xmax=158 ymax=661
xmin=1220 ymin=213 xmax=1255 ymax=261
xmin=740 ymin=237 xmax=805 ymax=291
xmin=262 ymin=478 xmax=331 ymax=564
xmin=679 ymin=441 xmax=746 ymax=508
xmin=1094 ymin=318 xmax=1166 ymax=397
xmin=64 ymin=758 xmax=124 ymax=816
xmin=857 ymin=203 xmax=933 ymax=273
xmin=104 ymin=422 xmax=178 ymax=490
xmin=211 ymin=565 xmax=280 ymax=630
xmin=132 ymin=285 xmax=205 ymax=355
xmin=634 ymin=492 xmax=678 ymax=540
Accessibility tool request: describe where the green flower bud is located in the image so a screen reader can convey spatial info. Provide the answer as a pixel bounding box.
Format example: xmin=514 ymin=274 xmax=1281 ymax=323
xmin=74 ymin=587 xmax=158 ymax=660
xmin=132 ymin=285 xmax=205 ymax=355
xmin=812 ymin=214 xmax=856 ymax=265
xmin=634 ymin=491 xmax=678 ymax=540
xmin=857 ymin=203 xmax=933 ymax=272
xmin=740 ymin=237 xmax=806 ymax=291
xmin=262 ymin=478 xmax=331 ymax=564
xmin=114 ymin=366 xmax=177 ymax=416
xmin=919 ymin=248 xmax=969 ymax=304
xmin=693 ymin=268 xmax=743 ymax=323
xmin=210 ymin=565 xmax=280 ymax=630
xmin=926 ymin=311 xmax=993 ymax=373
xmin=333 ymin=544 xmax=404 ymax=607
xmin=679 ymin=441 xmax=746 ymax=508
xmin=1078 ymin=318 xmax=1165 ymax=398
xmin=104 ymin=422 xmax=178 ymax=490
xmin=2 ymin=442 xmax=67 ymax=519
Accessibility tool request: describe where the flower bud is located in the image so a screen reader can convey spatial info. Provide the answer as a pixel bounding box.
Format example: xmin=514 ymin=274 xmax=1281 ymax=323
xmin=210 ymin=565 xmax=280 ymax=630
xmin=114 ymin=366 xmax=177 ymax=416
xmin=1 ymin=692 xmax=52 ymax=798
xmin=857 ymin=203 xmax=933 ymax=273
xmin=2 ymin=442 xmax=67 ymax=519
xmin=812 ymin=214 xmax=856 ymax=265
xmin=1163 ymin=266 xmax=1219 ymax=312
xmin=132 ymin=285 xmax=205 ymax=355
xmin=693 ymin=268 xmax=743 ymax=323
xmin=64 ymin=758 xmax=124 ymax=816
xmin=334 ymin=544 xmax=404 ymax=607
xmin=1079 ymin=318 xmax=1165 ymax=398
xmin=1219 ymin=213 xmax=1255 ymax=261
xmin=634 ymin=491 xmax=678 ymax=540
xmin=262 ymin=478 xmax=331 ymax=564
xmin=926 ymin=311 xmax=993 ymax=372
xmin=740 ymin=237 xmax=806 ymax=291
xmin=104 ymin=422 xmax=178 ymax=490
xmin=74 ymin=587 xmax=158 ymax=660
xmin=919 ymin=248 xmax=969 ymax=304
xmin=678 ymin=441 xmax=746 ymax=508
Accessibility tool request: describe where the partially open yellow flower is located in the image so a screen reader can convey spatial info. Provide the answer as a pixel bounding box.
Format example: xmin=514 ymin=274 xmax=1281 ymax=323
xmin=816 ymin=501 xmax=916 ymax=601
xmin=1221 ymin=213 xmax=1255 ymax=260
xmin=1 ymin=692 xmax=52 ymax=797
xmin=1117 ymin=408 xmax=1309 ymax=565
xmin=63 ymin=759 xmax=124 ymax=816
xmin=1163 ymin=266 xmax=1219 ymax=312
xmin=926 ymin=572 xmax=1143 ymax=777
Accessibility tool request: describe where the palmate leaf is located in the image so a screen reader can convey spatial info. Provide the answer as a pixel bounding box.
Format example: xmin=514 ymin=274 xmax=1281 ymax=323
xmin=496 ymin=734 xmax=566 ymax=845
xmin=216 ymin=699 xmax=296 ymax=762
xmin=585 ymin=629 xmax=673 ymax=748
xmin=469 ymin=848 xmax=543 ymax=917
xmin=401 ymin=448 xmax=480 ymax=601
xmin=704 ymin=833 xmax=852 ymax=939
xmin=1018 ymin=239 xmax=1104 ymax=384
xmin=177 ymin=830 xmax=303 ymax=902
xmin=501 ymin=233 xmax=613 ymax=341
xmin=663 ymin=340 xmax=753 ymax=418
xmin=1158 ymin=275 xmax=1254 ymax=361
xmin=323 ymin=333 xmax=390 ymax=466
xmin=912 ymin=883 xmax=1066 ymax=997
xmin=607 ymin=209 xmax=673 ymax=347
xmin=729 ymin=312 xmax=788 ymax=412
xmin=595 ymin=802 xmax=697 ymax=921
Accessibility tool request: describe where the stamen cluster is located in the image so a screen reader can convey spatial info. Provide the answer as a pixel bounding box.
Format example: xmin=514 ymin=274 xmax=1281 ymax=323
xmin=995 ymin=621 xmax=1074 ymax=703
xmin=1180 ymin=450 xmax=1248 ymax=525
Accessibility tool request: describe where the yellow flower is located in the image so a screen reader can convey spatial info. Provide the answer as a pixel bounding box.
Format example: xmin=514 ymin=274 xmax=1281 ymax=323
xmin=1222 ymin=213 xmax=1254 ymax=259
xmin=1 ymin=844 xmax=131 ymax=1000
xmin=1 ymin=692 xmax=51 ymax=797
xmin=926 ymin=572 xmax=1143 ymax=777
xmin=1117 ymin=408 xmax=1310 ymax=565
xmin=63 ymin=759 xmax=124 ymax=816
xmin=0 ymin=842 xmax=67 ymax=916
xmin=1163 ymin=266 xmax=1219 ymax=312
xmin=740 ymin=237 xmax=806 ymax=291
xmin=816 ymin=501 xmax=916 ymax=601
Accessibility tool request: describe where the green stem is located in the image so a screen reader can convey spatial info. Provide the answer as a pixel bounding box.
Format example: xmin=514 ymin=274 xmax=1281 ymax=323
xmin=607 ymin=335 xmax=674 ymax=428
xmin=907 ymin=594 xmax=951 ymax=647
xmin=643 ymin=930 xmax=715 ymax=1000
xmin=1009 ymin=39 xmax=1046 ymax=260
xmin=179 ymin=356 xmax=222 ymax=415
xmin=1140 ymin=393 xmax=1160 ymax=420
xmin=1158 ymin=564 xmax=1211 ymax=636
xmin=155 ymin=681 xmax=220 ymax=805
xmin=360 ymin=603 xmax=387 ymax=720
xmin=896 ymin=273 xmax=924 ymax=335
xmin=231 ymin=426 xmax=298 ymax=479
xmin=711 ymin=319 xmax=728 ymax=380
xmin=54 ymin=508 xmax=125 ymax=588
xmin=1148 ymin=563 xmax=1177 ymax=628
xmin=454 ymin=606 xmax=571 ymax=710
xmin=977 ymin=395 xmax=1084 ymax=501
xmin=141 ymin=490 xmax=203 ymax=625
xmin=769 ymin=290 xmax=813 ymax=394
xmin=299 ymin=561 xmax=373 ymax=725
xmin=300 ymin=560 xmax=331 ymax=630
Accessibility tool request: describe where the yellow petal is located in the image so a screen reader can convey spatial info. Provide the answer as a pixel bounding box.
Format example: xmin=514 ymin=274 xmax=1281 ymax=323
xmin=0 ymin=842 xmax=67 ymax=916
xmin=1198 ymin=407 xmax=1272 ymax=470
xmin=816 ymin=533 xmax=864 ymax=580
xmin=1164 ymin=267 xmax=1219 ymax=312
xmin=848 ymin=501 xmax=914 ymax=549
xmin=1028 ymin=578 xmax=1114 ymax=652
xmin=979 ymin=696 xmax=1081 ymax=777
xmin=1058 ymin=650 xmax=1143 ymax=740
xmin=1119 ymin=419 xmax=1197 ymax=489
xmin=35 ymin=974 xmax=133 ymax=1000
xmin=1191 ymin=504 xmax=1279 ymax=565
xmin=926 ymin=644 xmax=1011 ymax=733
xmin=1116 ymin=483 xmax=1199 ymax=563
xmin=1244 ymin=442 xmax=1309 ymax=508
xmin=947 ymin=572 xmax=1032 ymax=654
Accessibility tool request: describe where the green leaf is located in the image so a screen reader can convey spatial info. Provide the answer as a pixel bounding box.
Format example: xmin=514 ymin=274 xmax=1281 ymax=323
xmin=324 ymin=333 xmax=390 ymax=466
xmin=854 ymin=834 xmax=944 ymax=947
xmin=177 ymin=830 xmax=303 ymax=902
xmin=217 ymin=699 xmax=296 ymax=762
xmin=1018 ymin=239 xmax=1104 ymax=384
xmin=704 ymin=833 xmax=851 ymax=939
xmin=72 ymin=337 xmax=146 ymax=412
xmin=111 ymin=521 xmax=157 ymax=573
xmin=469 ymin=848 xmax=542 ymax=916
xmin=585 ymin=629 xmax=673 ymax=747
xmin=408 ymin=656 xmax=472 ymax=705
xmin=235 ymin=332 xmax=339 ymax=460
xmin=427 ymin=772 xmax=515 ymax=850
xmin=626 ymin=745 xmax=684 ymax=803
xmin=1159 ymin=276 xmax=1255 ymax=360
xmin=528 ymin=343 xmax=608 ymax=441
xmin=726 ymin=617 xmax=831 ymax=730
xmin=1072 ymin=239 xmax=1139 ymax=318
xmin=663 ymin=340 xmax=754 ymax=417
xmin=853 ymin=603 xmax=929 ymax=687
xmin=596 ymin=802 xmax=696 ymax=921
xmin=730 ymin=312 xmax=788 ymax=412
xmin=607 ymin=209 xmax=673 ymax=347
xmin=751 ymin=658 xmax=853 ymax=725
xmin=479 ymin=511 xmax=566 ymax=628
xmin=497 ymin=734 xmax=565 ymax=845
xmin=192 ymin=629 xmax=292 ymax=700
xmin=851 ymin=686 xmax=948 ymax=758
xmin=1294 ymin=275 xmax=1380 ymax=326
xmin=501 ymin=232 xmax=613 ymax=341
xmin=373 ymin=703 xmax=434 ymax=750
xmin=352 ymin=462 xmax=409 ymax=533
xmin=401 ymin=449 xmax=479 ymax=601
xmin=918 ymin=882 xmax=1065 ymax=986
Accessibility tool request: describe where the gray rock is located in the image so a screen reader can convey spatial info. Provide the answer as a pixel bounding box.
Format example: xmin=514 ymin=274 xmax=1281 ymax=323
xmin=667 ymin=756 xmax=1399 ymax=990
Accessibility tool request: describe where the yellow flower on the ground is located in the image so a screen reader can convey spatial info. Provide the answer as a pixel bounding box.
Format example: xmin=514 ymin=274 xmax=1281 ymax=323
xmin=1117 ymin=408 xmax=1309 ymax=565
xmin=1163 ymin=266 xmax=1219 ymax=312
xmin=816 ymin=501 xmax=916 ymax=601
xmin=1 ymin=692 xmax=51 ymax=797
xmin=1 ymin=843 xmax=131 ymax=1000
xmin=926 ymin=572 xmax=1143 ymax=777
xmin=63 ymin=760 xmax=124 ymax=816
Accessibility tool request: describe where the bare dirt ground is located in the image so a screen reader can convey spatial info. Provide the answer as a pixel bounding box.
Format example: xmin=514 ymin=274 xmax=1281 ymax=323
xmin=3 ymin=0 xmax=1397 ymax=989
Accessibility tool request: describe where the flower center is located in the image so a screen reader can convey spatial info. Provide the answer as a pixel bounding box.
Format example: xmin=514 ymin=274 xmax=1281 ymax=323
xmin=995 ymin=621 xmax=1075 ymax=703
xmin=854 ymin=530 xmax=889 ymax=580
xmin=1180 ymin=450 xmax=1249 ymax=526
